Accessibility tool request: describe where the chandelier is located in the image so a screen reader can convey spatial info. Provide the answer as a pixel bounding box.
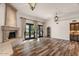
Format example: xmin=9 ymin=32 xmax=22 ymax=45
xmin=28 ymin=3 xmax=36 ymax=11
xmin=54 ymin=11 xmax=59 ymax=24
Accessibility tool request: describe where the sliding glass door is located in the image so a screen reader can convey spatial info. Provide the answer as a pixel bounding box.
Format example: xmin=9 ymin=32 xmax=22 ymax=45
xmin=25 ymin=23 xmax=35 ymax=39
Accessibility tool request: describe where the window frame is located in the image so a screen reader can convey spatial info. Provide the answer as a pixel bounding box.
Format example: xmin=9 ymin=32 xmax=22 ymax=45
xmin=25 ymin=23 xmax=35 ymax=40
xmin=38 ymin=25 xmax=43 ymax=38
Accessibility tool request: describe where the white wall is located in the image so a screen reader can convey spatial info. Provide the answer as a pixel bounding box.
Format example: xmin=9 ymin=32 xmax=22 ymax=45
xmin=0 ymin=4 xmax=5 ymax=42
xmin=45 ymin=17 xmax=79 ymax=40
xmin=16 ymin=12 xmax=22 ymax=38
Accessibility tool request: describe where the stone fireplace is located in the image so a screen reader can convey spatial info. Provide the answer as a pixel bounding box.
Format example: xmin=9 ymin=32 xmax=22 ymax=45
xmin=1 ymin=4 xmax=22 ymax=45
xmin=1 ymin=26 xmax=19 ymax=42
xmin=1 ymin=4 xmax=20 ymax=42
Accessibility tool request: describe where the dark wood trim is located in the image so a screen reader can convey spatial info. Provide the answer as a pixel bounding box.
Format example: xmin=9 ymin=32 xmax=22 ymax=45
xmin=70 ymin=22 xmax=79 ymax=24
xmin=26 ymin=23 xmax=34 ymax=25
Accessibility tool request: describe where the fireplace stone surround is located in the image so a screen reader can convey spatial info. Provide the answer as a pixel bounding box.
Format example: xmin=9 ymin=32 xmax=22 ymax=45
xmin=1 ymin=26 xmax=19 ymax=42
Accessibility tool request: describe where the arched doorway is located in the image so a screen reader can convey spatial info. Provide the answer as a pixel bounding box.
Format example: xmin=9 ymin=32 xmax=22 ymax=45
xmin=47 ymin=27 xmax=51 ymax=38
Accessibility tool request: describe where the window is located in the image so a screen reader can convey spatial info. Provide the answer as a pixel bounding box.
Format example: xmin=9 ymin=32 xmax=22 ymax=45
xmin=38 ymin=25 xmax=43 ymax=37
xmin=25 ymin=24 xmax=43 ymax=40
xmin=25 ymin=23 xmax=35 ymax=39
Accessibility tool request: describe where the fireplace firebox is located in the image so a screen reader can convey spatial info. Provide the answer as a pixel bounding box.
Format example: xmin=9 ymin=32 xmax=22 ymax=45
xmin=8 ymin=31 xmax=16 ymax=39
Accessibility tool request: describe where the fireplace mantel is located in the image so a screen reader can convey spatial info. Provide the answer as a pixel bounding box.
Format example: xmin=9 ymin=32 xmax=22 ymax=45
xmin=1 ymin=26 xmax=19 ymax=42
xmin=1 ymin=26 xmax=19 ymax=31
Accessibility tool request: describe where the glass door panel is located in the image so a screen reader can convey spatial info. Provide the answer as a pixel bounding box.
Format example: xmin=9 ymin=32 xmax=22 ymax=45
xmin=36 ymin=26 xmax=39 ymax=38
xmin=40 ymin=26 xmax=43 ymax=37
xmin=25 ymin=25 xmax=29 ymax=38
xmin=38 ymin=25 xmax=43 ymax=37
xmin=25 ymin=23 xmax=35 ymax=39
xmin=30 ymin=25 xmax=35 ymax=38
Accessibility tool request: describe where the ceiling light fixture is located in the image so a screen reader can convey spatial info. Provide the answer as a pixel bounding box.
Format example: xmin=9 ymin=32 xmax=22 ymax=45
xmin=28 ymin=3 xmax=36 ymax=11
xmin=54 ymin=9 xmax=59 ymax=24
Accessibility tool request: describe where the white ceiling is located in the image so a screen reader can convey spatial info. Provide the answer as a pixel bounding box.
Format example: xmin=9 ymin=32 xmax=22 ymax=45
xmin=11 ymin=3 xmax=79 ymax=20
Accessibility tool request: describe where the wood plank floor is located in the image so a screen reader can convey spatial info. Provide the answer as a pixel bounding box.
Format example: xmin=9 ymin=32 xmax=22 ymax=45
xmin=13 ymin=38 xmax=79 ymax=56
